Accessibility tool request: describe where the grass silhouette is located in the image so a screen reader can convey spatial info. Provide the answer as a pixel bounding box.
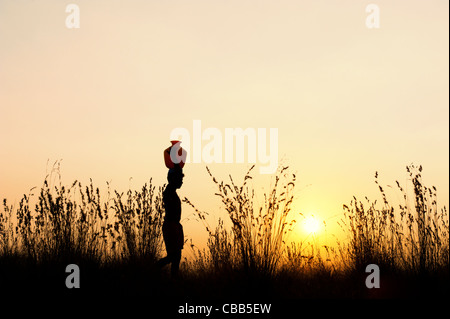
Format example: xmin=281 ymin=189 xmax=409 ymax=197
xmin=0 ymin=163 xmax=448 ymax=299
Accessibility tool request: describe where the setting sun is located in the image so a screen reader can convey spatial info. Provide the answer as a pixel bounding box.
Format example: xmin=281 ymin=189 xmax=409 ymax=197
xmin=303 ymin=216 xmax=321 ymax=235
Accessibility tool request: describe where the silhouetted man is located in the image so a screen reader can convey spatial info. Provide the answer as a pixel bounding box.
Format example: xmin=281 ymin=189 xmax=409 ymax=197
xmin=157 ymin=166 xmax=184 ymax=277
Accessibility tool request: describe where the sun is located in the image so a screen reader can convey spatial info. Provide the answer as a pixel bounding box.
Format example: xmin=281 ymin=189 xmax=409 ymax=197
xmin=303 ymin=216 xmax=321 ymax=235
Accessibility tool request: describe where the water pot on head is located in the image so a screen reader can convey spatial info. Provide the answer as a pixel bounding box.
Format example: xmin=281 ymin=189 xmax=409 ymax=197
xmin=164 ymin=140 xmax=187 ymax=169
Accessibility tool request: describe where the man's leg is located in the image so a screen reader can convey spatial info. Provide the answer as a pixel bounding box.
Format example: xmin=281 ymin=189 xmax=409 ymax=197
xmin=170 ymin=250 xmax=182 ymax=278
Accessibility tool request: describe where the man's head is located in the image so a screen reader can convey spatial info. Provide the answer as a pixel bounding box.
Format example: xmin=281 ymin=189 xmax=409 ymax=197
xmin=167 ymin=166 xmax=184 ymax=189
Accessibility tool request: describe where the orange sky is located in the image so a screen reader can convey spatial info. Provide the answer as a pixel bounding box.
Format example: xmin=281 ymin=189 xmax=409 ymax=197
xmin=0 ymin=0 xmax=448 ymax=249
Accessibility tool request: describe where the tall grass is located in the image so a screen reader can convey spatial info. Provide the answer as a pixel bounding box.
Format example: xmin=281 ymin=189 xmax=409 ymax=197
xmin=111 ymin=181 xmax=165 ymax=262
xmin=0 ymin=163 xmax=448 ymax=298
xmin=0 ymin=164 xmax=164 ymax=267
xmin=340 ymin=164 xmax=449 ymax=275
xmin=184 ymin=165 xmax=296 ymax=278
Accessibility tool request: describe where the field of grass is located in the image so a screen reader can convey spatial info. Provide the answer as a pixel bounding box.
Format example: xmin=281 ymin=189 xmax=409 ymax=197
xmin=0 ymin=163 xmax=448 ymax=301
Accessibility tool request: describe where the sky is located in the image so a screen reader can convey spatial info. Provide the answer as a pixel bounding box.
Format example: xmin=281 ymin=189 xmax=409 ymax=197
xmin=0 ymin=0 xmax=448 ymax=250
